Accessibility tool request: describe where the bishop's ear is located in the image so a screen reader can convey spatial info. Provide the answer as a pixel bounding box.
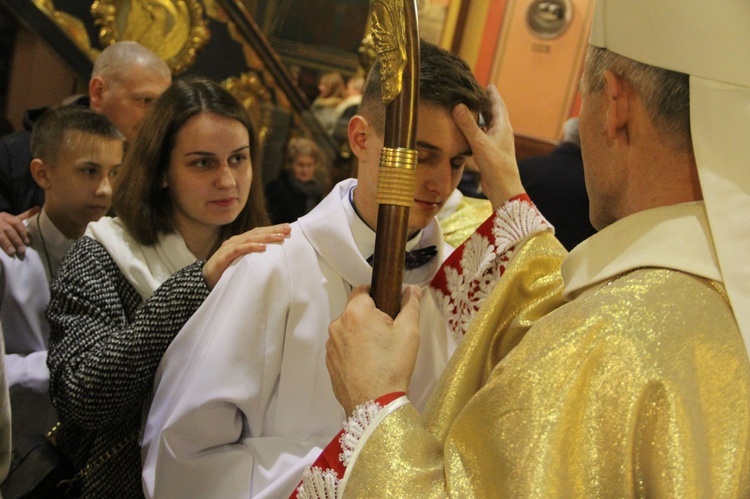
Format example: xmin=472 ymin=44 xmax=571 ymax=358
xmin=602 ymin=70 xmax=632 ymax=142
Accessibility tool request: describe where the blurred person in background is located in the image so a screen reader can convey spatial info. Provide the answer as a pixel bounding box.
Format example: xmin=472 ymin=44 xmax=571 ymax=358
xmin=265 ymin=137 xmax=327 ymax=223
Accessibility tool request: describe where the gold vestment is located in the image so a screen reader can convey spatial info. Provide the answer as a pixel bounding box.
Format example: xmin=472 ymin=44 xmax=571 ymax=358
xmin=346 ymin=232 xmax=750 ymax=497
xmin=438 ymin=195 xmax=494 ymax=248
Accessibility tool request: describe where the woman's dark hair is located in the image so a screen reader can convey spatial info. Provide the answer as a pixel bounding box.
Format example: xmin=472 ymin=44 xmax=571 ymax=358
xmin=113 ymin=75 xmax=270 ymax=251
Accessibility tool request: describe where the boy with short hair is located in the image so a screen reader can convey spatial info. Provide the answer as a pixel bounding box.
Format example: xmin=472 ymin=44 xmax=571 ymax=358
xmin=0 ymin=106 xmax=123 ymax=444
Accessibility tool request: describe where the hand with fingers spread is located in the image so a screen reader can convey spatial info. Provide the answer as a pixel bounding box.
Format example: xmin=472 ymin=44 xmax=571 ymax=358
xmin=326 ymin=285 xmax=422 ymax=415
xmin=202 ymin=223 xmax=291 ymax=290
xmin=452 ymin=84 xmax=525 ymax=210
xmin=0 ymin=206 xmax=40 ymax=256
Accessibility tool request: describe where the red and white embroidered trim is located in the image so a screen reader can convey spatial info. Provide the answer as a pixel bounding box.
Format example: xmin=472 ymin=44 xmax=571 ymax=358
xmin=492 ymin=197 xmax=551 ymax=250
xmin=294 ymin=393 xmax=405 ymax=499
xmin=339 ymin=399 xmax=386 ymax=466
xmin=296 ymin=466 xmax=339 ymax=499
xmin=432 ymin=196 xmax=552 ymax=339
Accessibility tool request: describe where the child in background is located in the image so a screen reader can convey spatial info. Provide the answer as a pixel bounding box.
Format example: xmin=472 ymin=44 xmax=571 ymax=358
xmin=0 ymin=106 xmax=123 ymax=445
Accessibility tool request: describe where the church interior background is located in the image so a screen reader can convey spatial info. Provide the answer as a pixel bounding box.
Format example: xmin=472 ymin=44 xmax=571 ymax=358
xmin=0 ymin=0 xmax=593 ymax=166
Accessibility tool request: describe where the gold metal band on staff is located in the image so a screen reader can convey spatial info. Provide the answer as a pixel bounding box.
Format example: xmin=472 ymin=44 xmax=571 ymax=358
xmin=376 ymin=147 xmax=417 ymax=207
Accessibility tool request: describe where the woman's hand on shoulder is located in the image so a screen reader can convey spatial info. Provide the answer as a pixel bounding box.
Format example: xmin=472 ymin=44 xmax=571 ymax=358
xmin=203 ymin=223 xmax=291 ymax=289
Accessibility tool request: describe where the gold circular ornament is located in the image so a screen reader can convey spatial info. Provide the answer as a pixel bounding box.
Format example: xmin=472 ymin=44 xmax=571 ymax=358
xmin=526 ymin=0 xmax=573 ymax=40
xmin=91 ymin=0 xmax=210 ymax=74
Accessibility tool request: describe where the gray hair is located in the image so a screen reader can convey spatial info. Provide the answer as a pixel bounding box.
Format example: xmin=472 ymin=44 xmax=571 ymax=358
xmin=582 ymin=46 xmax=691 ymax=152
xmin=92 ymin=41 xmax=171 ymax=82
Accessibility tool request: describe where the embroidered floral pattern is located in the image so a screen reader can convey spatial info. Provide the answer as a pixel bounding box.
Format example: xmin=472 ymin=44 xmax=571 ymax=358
xmin=439 ymin=237 xmax=501 ymax=339
xmin=492 ymin=198 xmax=550 ymax=250
xmin=434 ymin=198 xmax=551 ymax=339
xmin=296 ymin=466 xmax=340 ymax=499
xmin=293 ymin=394 xmax=404 ymax=499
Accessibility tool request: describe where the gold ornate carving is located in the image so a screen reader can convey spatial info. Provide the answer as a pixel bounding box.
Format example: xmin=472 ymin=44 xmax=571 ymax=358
xmin=91 ymin=0 xmax=210 ymax=74
xmin=31 ymin=0 xmax=101 ymax=61
xmin=370 ymin=0 xmax=407 ymax=104
xmin=221 ymin=72 xmax=273 ymax=146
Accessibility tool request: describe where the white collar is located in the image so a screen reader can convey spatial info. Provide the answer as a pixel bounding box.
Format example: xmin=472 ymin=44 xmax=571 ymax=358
xmin=341 ymin=184 xmax=423 ymax=259
xmin=85 ymin=217 xmax=197 ymax=300
xmin=562 ymin=202 xmax=721 ymax=300
xmin=298 ymin=179 xmax=445 ymax=288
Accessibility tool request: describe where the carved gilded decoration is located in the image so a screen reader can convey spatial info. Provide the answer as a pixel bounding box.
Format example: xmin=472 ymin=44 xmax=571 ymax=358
xmin=221 ymin=71 xmax=273 ymax=145
xmin=91 ymin=0 xmax=210 ymax=74
xmin=31 ymin=0 xmax=101 ymax=61
xmin=370 ymin=0 xmax=407 ymax=104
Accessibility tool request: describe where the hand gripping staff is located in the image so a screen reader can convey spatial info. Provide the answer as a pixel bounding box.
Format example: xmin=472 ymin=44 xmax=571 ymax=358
xmin=368 ymin=0 xmax=420 ymax=318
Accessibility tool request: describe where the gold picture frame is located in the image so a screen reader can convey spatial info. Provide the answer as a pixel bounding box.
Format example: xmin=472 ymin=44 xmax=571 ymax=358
xmin=91 ymin=0 xmax=211 ymax=74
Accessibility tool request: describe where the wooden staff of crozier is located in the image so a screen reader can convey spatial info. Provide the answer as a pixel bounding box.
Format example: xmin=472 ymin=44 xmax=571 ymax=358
xmin=369 ymin=0 xmax=420 ymax=318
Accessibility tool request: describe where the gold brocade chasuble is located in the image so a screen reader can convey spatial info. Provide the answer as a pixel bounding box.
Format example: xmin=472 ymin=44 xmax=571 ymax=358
xmin=438 ymin=194 xmax=494 ymax=249
xmin=345 ymin=231 xmax=750 ymax=497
